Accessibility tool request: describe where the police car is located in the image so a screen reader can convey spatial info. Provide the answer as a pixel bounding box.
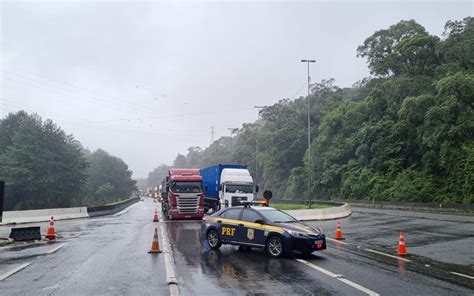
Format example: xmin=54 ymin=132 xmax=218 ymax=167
xmin=201 ymin=202 xmax=326 ymax=257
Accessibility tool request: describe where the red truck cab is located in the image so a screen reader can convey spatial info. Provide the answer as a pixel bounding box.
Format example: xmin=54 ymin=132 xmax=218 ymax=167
xmin=161 ymin=169 xmax=205 ymax=220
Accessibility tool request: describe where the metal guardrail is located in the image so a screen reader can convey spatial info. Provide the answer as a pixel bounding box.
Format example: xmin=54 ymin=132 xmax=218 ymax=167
xmin=87 ymin=197 xmax=140 ymax=217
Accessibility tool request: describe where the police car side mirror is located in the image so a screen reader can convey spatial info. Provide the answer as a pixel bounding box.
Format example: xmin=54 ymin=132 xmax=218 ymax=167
xmin=254 ymin=219 xmax=264 ymax=224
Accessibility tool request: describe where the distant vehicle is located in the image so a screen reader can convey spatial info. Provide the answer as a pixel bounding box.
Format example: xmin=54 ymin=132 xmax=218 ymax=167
xmin=201 ymin=203 xmax=326 ymax=257
xmin=200 ymin=164 xmax=258 ymax=212
xmin=160 ymin=169 xmax=205 ymax=220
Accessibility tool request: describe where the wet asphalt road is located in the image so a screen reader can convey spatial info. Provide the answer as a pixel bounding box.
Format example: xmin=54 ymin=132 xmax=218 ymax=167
xmin=0 ymin=199 xmax=473 ymax=295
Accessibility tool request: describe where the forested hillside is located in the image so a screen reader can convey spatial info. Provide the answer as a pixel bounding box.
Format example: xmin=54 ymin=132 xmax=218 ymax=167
xmin=0 ymin=111 xmax=137 ymax=210
xmin=148 ymin=18 xmax=473 ymax=204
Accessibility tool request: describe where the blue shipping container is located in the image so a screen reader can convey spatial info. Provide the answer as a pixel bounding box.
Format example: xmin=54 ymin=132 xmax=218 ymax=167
xmin=200 ymin=164 xmax=247 ymax=200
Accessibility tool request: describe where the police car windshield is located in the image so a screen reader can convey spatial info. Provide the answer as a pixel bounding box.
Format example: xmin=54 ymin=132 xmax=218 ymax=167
xmin=259 ymin=209 xmax=297 ymax=223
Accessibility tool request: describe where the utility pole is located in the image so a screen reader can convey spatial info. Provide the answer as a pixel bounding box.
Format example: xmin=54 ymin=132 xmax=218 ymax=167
xmin=301 ymin=59 xmax=316 ymax=209
xmin=254 ymin=105 xmax=265 ymax=187
xmin=210 ymin=126 xmax=215 ymax=144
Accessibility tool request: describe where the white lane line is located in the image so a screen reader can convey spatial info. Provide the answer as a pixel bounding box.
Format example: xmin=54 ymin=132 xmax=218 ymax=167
xmin=47 ymin=243 xmax=67 ymax=254
xmin=365 ymin=248 xmax=411 ymax=262
xmin=326 ymin=237 xmax=348 ymax=245
xmin=296 ymin=258 xmax=338 ymax=277
xmin=296 ymin=259 xmax=379 ymax=296
xmin=338 ymin=278 xmax=380 ymax=296
xmin=159 ymin=224 xmax=179 ymax=296
xmin=0 ymin=262 xmax=32 ymax=281
xmin=451 ymin=271 xmax=474 ymax=280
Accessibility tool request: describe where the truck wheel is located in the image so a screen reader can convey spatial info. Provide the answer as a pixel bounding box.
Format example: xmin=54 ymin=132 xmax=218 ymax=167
xmin=266 ymin=236 xmax=284 ymax=258
xmin=207 ymin=229 xmax=222 ymax=250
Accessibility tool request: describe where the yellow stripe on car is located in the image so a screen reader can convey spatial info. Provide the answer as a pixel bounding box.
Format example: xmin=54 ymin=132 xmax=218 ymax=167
xmin=208 ymin=217 xmax=285 ymax=233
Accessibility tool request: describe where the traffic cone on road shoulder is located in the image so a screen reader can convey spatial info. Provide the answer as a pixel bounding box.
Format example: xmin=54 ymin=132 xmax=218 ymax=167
xmin=45 ymin=216 xmax=56 ymax=241
xmin=148 ymin=227 xmax=162 ymax=254
xmin=335 ymin=220 xmax=344 ymax=240
xmin=153 ymin=209 xmax=159 ymax=222
xmin=397 ymin=232 xmax=407 ymax=256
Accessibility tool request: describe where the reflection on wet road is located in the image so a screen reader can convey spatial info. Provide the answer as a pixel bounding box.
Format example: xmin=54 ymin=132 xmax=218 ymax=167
xmin=165 ymin=207 xmax=474 ymax=295
xmin=0 ymin=201 xmax=472 ymax=295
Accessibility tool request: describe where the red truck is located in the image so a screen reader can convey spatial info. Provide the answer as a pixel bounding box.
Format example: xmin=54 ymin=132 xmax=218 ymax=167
xmin=160 ymin=169 xmax=205 ymax=220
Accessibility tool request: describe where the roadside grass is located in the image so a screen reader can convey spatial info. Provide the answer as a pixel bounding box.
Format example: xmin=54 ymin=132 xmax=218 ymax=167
xmin=271 ymin=203 xmax=332 ymax=210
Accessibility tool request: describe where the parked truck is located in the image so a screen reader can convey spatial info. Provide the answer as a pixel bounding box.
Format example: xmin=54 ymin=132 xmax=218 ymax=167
xmin=160 ymin=169 xmax=205 ymax=220
xmin=200 ymin=164 xmax=258 ymax=212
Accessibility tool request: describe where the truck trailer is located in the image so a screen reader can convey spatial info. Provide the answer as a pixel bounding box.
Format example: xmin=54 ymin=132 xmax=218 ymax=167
xmin=160 ymin=169 xmax=205 ymax=220
xmin=200 ymin=164 xmax=258 ymax=212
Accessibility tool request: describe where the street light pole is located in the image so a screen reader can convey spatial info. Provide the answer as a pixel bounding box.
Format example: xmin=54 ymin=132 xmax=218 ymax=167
xmin=301 ymin=59 xmax=316 ymax=208
xmin=254 ymin=105 xmax=265 ymax=188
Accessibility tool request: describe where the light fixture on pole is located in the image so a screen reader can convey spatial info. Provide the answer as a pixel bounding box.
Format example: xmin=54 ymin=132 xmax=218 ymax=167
xmin=301 ymin=59 xmax=316 ymax=209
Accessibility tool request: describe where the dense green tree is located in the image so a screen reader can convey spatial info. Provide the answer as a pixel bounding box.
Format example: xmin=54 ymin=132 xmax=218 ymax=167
xmin=357 ymin=20 xmax=428 ymax=76
xmin=147 ymin=18 xmax=474 ymax=204
xmin=0 ymin=112 xmax=88 ymax=210
xmin=147 ymin=164 xmax=171 ymax=187
xmin=84 ymin=149 xmax=137 ymax=204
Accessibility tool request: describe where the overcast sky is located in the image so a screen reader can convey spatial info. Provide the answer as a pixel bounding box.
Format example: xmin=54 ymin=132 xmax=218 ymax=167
xmin=1 ymin=0 xmax=472 ymax=178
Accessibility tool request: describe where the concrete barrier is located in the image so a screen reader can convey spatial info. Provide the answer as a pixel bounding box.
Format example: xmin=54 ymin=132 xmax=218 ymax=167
xmin=0 ymin=198 xmax=139 ymax=225
xmin=284 ymin=203 xmax=351 ymax=221
xmin=1 ymin=207 xmax=89 ymax=225
xmin=87 ymin=198 xmax=139 ymax=217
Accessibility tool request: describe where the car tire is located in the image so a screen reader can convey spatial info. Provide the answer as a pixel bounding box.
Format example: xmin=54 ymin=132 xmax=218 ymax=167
xmin=266 ymin=236 xmax=284 ymax=258
xmin=207 ymin=229 xmax=222 ymax=250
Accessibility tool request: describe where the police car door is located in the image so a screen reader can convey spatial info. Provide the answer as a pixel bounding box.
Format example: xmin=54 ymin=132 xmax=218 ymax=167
xmin=219 ymin=208 xmax=242 ymax=243
xmin=240 ymin=209 xmax=266 ymax=247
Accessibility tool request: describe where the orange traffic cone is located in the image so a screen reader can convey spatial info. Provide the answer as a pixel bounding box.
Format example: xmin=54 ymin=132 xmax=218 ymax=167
xmin=153 ymin=209 xmax=159 ymax=222
xmin=397 ymin=232 xmax=407 ymax=255
xmin=148 ymin=227 xmax=162 ymax=254
xmin=335 ymin=220 xmax=344 ymax=240
xmin=45 ymin=216 xmax=56 ymax=240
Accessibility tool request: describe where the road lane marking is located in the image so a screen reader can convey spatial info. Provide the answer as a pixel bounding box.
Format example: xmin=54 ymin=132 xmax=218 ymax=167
xmin=159 ymin=224 xmax=179 ymax=296
xmin=451 ymin=271 xmax=474 ymax=280
xmin=0 ymin=262 xmax=32 ymax=281
xmin=338 ymin=277 xmax=380 ymax=296
xmin=365 ymin=248 xmax=411 ymax=262
xmin=296 ymin=259 xmax=379 ymax=296
xmin=326 ymin=237 xmax=348 ymax=245
xmin=47 ymin=243 xmax=66 ymax=254
xmin=296 ymin=258 xmax=338 ymax=277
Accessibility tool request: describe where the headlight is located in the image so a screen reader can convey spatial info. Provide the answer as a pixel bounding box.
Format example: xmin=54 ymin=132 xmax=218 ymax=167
xmin=286 ymin=229 xmax=308 ymax=238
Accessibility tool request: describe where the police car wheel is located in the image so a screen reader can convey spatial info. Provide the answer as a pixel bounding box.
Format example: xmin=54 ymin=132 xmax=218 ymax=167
xmin=207 ymin=229 xmax=221 ymax=249
xmin=266 ymin=236 xmax=284 ymax=257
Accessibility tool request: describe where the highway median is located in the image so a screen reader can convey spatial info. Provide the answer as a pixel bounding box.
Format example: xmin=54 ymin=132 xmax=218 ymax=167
xmin=0 ymin=197 xmax=140 ymax=225
xmin=275 ymin=201 xmax=352 ymax=221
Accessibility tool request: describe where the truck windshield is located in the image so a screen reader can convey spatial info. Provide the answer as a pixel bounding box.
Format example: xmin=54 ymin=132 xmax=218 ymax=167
xmin=171 ymin=182 xmax=202 ymax=193
xmin=225 ymin=184 xmax=253 ymax=194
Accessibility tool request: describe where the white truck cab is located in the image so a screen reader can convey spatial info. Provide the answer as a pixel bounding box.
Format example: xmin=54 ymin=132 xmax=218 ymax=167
xmin=220 ymin=168 xmax=256 ymax=207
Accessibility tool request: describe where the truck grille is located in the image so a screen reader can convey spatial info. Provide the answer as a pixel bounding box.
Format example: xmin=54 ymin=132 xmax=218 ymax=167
xmin=231 ymin=196 xmax=247 ymax=206
xmin=177 ymin=195 xmax=200 ymax=214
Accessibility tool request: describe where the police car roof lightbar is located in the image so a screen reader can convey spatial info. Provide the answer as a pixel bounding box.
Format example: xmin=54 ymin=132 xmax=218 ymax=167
xmin=239 ymin=200 xmax=268 ymax=207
